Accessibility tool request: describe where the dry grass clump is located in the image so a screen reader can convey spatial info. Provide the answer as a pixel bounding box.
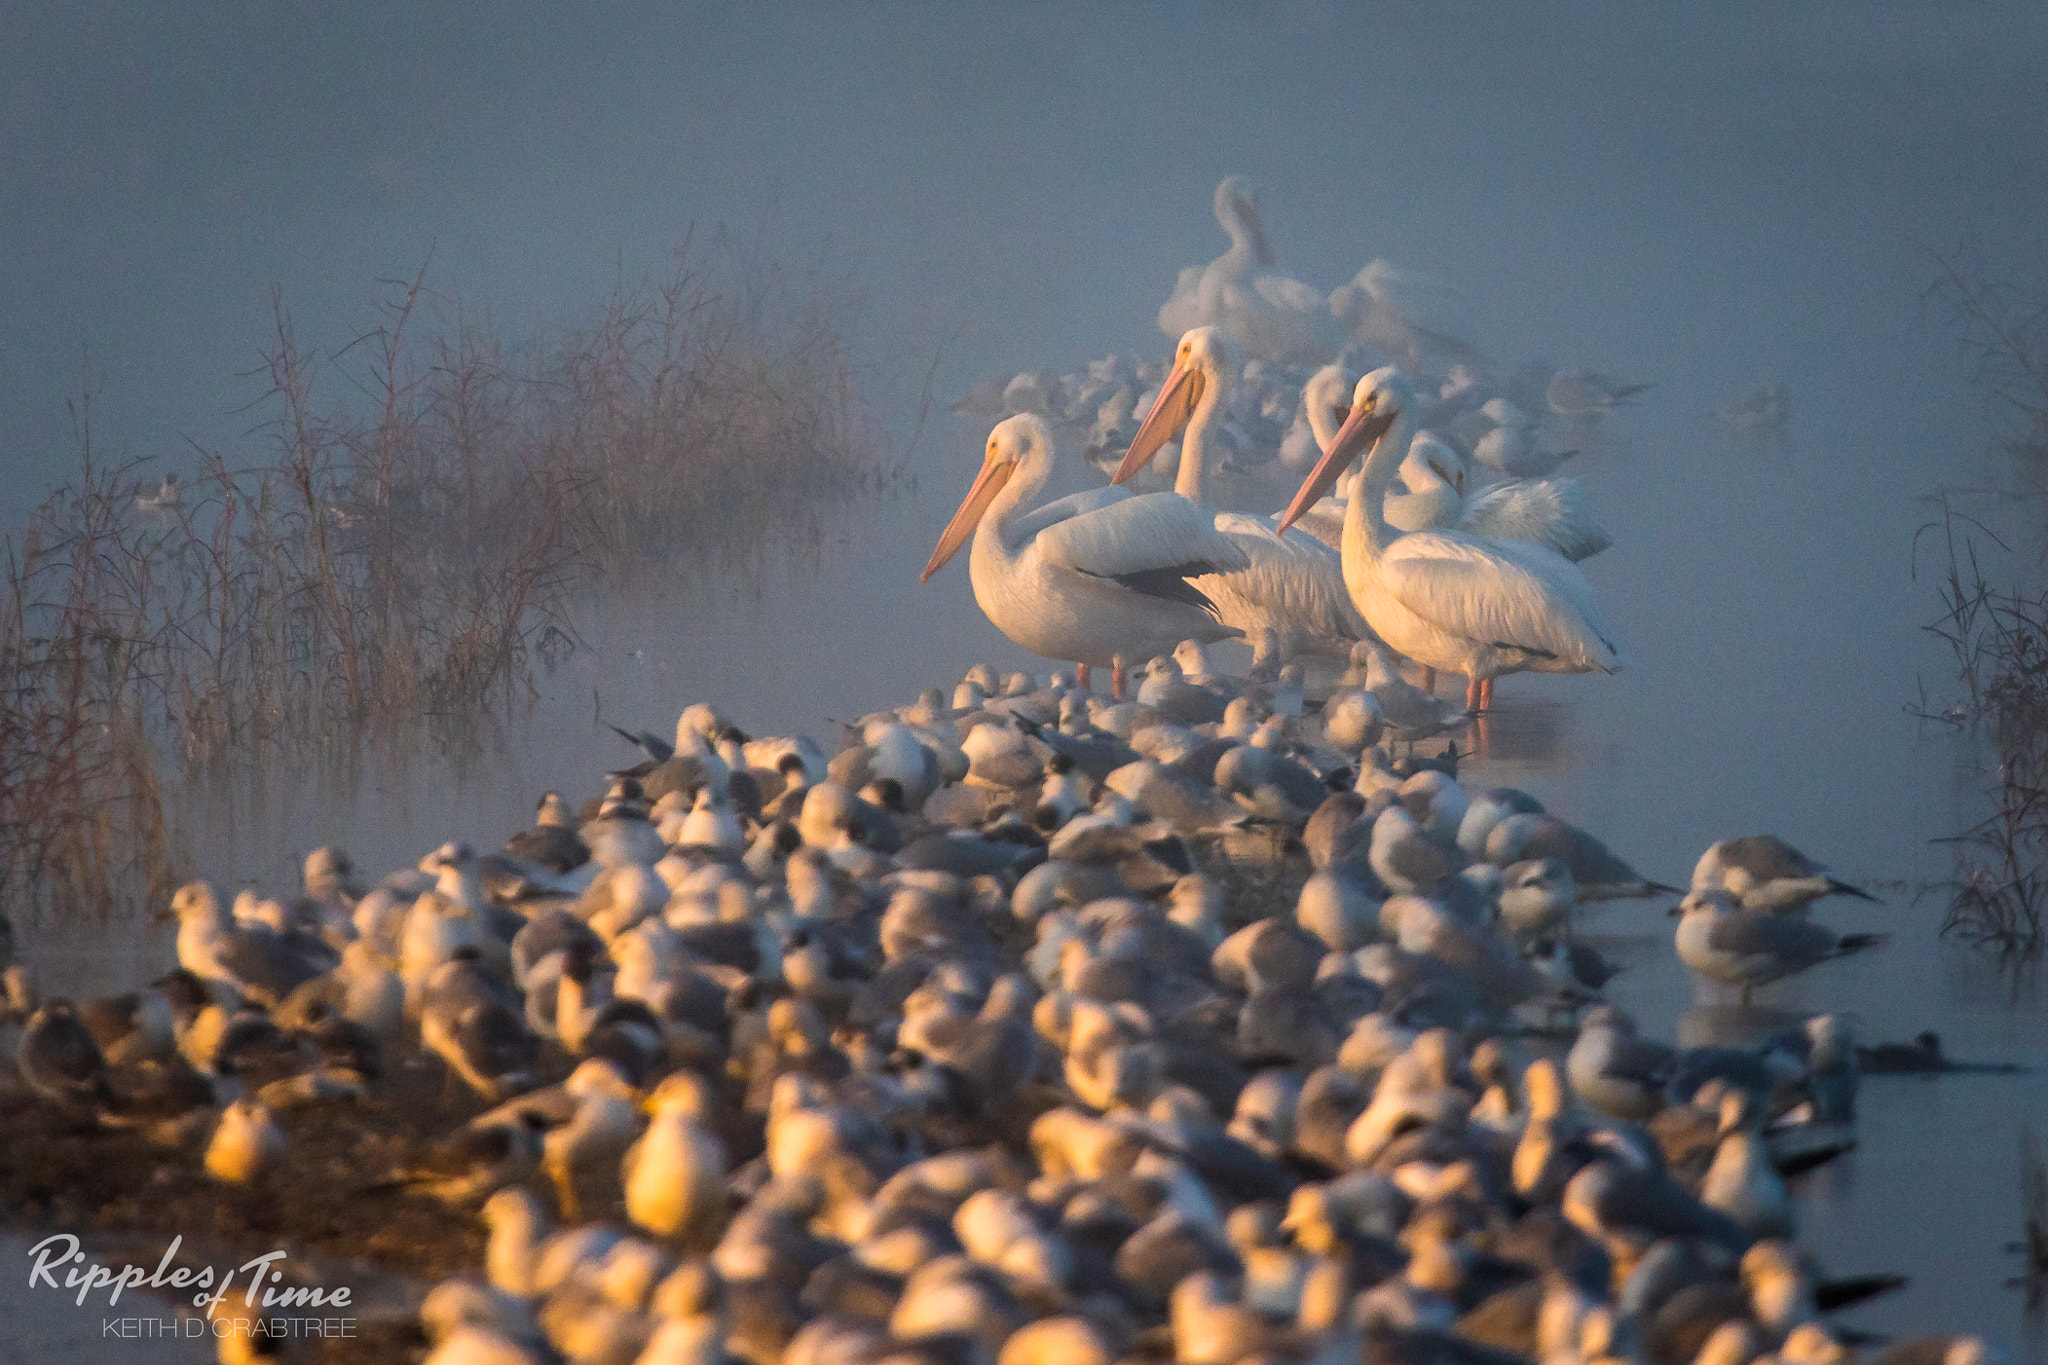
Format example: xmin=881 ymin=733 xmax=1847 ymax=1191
xmin=1918 ymin=262 xmax=2048 ymax=957
xmin=0 ymin=239 xmax=889 ymax=919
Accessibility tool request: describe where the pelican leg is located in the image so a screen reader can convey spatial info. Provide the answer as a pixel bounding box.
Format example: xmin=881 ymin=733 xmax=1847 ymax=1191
xmin=1076 ymin=662 xmax=1092 ymax=692
xmin=1479 ymin=678 xmax=1495 ymax=711
xmin=1421 ymin=666 xmax=1436 ymax=693
xmin=1466 ymin=678 xmax=1483 ymax=712
xmin=1112 ymin=657 xmax=1128 ymax=700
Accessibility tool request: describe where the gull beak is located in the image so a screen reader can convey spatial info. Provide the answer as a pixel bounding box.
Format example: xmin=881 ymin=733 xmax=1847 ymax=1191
xmin=921 ymin=454 xmax=1012 ymax=583
xmin=1278 ymin=401 xmax=1397 ymax=532
xmin=1114 ymin=354 xmax=1204 ymax=485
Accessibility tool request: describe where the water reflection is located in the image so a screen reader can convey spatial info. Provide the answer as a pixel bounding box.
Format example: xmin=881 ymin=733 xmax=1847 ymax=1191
xmin=1464 ymin=698 xmax=1593 ymax=770
xmin=1675 ymin=1002 xmax=1813 ymax=1051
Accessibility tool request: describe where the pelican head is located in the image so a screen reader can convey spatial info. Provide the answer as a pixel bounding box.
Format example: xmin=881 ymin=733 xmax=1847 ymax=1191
xmin=1406 ymin=432 xmax=1467 ymax=497
xmin=1116 ymin=326 xmax=1237 ymax=485
xmin=1278 ymin=366 xmax=1412 ymax=532
xmin=921 ymin=414 xmax=1046 ymax=583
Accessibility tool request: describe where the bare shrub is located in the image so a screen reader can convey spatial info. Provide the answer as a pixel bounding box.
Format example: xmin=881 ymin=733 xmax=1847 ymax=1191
xmin=0 ymin=238 xmax=888 ymax=919
xmin=1918 ymin=261 xmax=2048 ymax=958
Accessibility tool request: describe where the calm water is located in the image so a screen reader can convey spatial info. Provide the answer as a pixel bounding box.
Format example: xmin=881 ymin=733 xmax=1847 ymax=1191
xmin=9 ymin=2 xmax=2048 ymax=1357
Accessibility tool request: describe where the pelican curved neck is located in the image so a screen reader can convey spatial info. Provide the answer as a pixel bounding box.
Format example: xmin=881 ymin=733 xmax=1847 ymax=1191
xmin=1216 ymin=184 xmax=1274 ymax=270
xmin=1174 ymin=355 xmax=1234 ymax=507
xmin=978 ymin=438 xmax=1056 ymax=563
xmin=1347 ymin=407 xmax=1411 ymax=560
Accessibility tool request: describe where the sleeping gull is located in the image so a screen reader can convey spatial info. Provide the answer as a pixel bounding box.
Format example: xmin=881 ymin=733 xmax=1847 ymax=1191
xmin=1691 ymin=836 xmax=1879 ymax=915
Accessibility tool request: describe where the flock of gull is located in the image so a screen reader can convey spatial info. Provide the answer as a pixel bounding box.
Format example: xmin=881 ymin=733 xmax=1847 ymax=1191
xmin=0 ymin=668 xmax=2008 ymax=1365
xmin=0 ymin=179 xmax=2001 ymax=1365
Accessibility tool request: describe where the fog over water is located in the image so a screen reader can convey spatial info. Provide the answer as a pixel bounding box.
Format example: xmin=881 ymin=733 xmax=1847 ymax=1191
xmin=6 ymin=3 xmax=2048 ymax=1358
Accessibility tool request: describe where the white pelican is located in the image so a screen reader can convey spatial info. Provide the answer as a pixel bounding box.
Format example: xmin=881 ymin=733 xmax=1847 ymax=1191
xmin=1277 ymin=367 xmax=1623 ymax=711
xmin=922 ymin=414 xmax=1249 ymax=697
xmin=1157 ymin=177 xmax=1338 ymax=367
xmin=1390 ymin=432 xmax=1613 ymax=563
xmin=1114 ymin=327 xmax=1373 ymax=660
xmin=1327 ymin=258 xmax=1481 ymax=368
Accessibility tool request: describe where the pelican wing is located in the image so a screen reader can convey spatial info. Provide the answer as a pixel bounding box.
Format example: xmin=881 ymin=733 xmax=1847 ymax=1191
xmin=1379 ymin=532 xmax=1621 ymax=669
xmin=1459 ymin=476 xmax=1613 ymax=562
xmin=1009 ymin=485 xmax=1131 ymax=545
xmin=1207 ymin=512 xmax=1370 ymax=639
xmin=1035 ymin=491 xmax=1251 ymax=581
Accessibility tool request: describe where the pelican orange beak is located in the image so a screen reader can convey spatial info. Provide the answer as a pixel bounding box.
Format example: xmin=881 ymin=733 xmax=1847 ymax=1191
xmin=1114 ymin=353 xmax=1204 ymax=485
xmin=1277 ymin=400 xmax=1397 ymax=533
xmin=921 ymin=454 xmax=1012 ymax=582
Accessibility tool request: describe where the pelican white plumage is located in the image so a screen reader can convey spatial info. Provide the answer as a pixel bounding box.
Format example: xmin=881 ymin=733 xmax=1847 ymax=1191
xmin=1327 ymin=258 xmax=1481 ymax=367
xmin=1114 ymin=328 xmax=1373 ymax=660
xmin=1278 ymin=367 xmax=1623 ymax=711
xmin=1157 ymin=177 xmax=1338 ymax=366
xmin=1389 ymin=432 xmax=1612 ymax=563
xmin=922 ymin=414 xmax=1249 ymax=696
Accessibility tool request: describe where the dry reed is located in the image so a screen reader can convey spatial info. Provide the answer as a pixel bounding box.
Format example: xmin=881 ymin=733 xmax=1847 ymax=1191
xmin=0 ymin=239 xmax=888 ymax=921
xmin=1917 ymin=261 xmax=2048 ymax=957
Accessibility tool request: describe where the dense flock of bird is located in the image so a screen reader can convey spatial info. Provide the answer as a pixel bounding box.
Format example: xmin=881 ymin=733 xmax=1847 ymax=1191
xmin=0 ymin=179 xmax=1993 ymax=1365
xmin=0 ymin=666 xmax=2006 ymax=1365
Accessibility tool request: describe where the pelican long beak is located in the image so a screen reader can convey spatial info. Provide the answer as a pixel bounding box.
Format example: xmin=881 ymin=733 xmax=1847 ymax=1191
xmin=1277 ymin=402 xmax=1397 ymax=532
xmin=921 ymin=456 xmax=1012 ymax=582
xmin=1114 ymin=356 xmax=1204 ymax=485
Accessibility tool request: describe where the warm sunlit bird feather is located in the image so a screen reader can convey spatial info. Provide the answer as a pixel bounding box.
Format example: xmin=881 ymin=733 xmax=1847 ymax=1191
xmin=1391 ymin=431 xmax=1612 ymax=563
xmin=1278 ymin=366 xmax=1622 ymax=710
xmin=1157 ymin=177 xmax=1339 ymax=366
xmin=1114 ymin=327 xmax=1373 ymax=660
xmin=922 ymin=413 xmax=1249 ymax=693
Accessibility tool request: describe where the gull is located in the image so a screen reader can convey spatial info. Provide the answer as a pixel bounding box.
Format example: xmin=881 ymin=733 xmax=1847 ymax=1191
xmin=1545 ymin=368 xmax=1653 ymax=417
xmin=1717 ymin=382 xmax=1791 ymax=431
xmin=16 ymin=1000 xmax=115 ymax=1112
xmin=1486 ymin=814 xmax=1678 ymax=901
xmin=505 ymin=792 xmax=590 ymax=873
xmin=1698 ymin=1089 xmax=1794 ymax=1239
xmin=369 ymin=1110 xmax=550 ymax=1205
xmin=164 ymin=881 xmax=326 ymax=1007
xmin=205 ymin=1098 xmax=287 ymax=1183
xmin=1498 ymin=859 xmax=1576 ymax=940
xmin=1567 ymin=1006 xmax=1673 ymax=1120
xmin=1691 ymin=836 xmax=1879 ymax=915
xmin=421 ymin=957 xmax=540 ymax=1100
xmin=1369 ymin=806 xmax=1464 ymax=894
xmin=1673 ymin=890 xmax=1888 ymax=1005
